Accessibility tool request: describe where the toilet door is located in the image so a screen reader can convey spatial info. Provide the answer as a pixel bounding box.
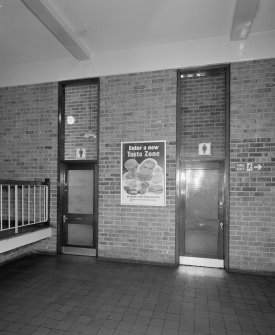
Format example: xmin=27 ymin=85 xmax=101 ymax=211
xmin=62 ymin=162 xmax=96 ymax=252
xmin=180 ymin=161 xmax=224 ymax=264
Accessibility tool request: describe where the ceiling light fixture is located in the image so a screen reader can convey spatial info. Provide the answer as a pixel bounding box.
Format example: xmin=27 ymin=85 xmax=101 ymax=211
xmin=66 ymin=115 xmax=75 ymax=125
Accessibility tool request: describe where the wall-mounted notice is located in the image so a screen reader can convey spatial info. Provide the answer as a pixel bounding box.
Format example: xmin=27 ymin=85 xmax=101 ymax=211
xmin=121 ymin=141 xmax=166 ymax=206
xmin=236 ymin=162 xmax=263 ymax=172
xmin=198 ymin=142 xmax=211 ymax=155
xmin=75 ymin=148 xmax=86 ymax=159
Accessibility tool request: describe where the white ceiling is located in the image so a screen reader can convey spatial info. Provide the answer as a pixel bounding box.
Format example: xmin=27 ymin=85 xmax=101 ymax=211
xmin=1 ymin=0 xmax=275 ymax=67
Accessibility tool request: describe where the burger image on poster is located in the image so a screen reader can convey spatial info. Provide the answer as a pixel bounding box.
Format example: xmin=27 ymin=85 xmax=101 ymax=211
xmin=123 ymin=158 xmax=164 ymax=195
xmin=148 ymin=184 xmax=163 ymax=194
xmin=123 ymin=159 xmax=138 ymax=183
xmin=124 ymin=159 xmax=139 ymax=172
xmin=137 ymin=159 xmax=156 ymax=181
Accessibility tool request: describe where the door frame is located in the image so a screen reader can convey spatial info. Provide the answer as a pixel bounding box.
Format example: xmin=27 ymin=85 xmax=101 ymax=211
xmin=180 ymin=160 xmax=225 ymax=259
xmin=60 ymin=160 xmax=98 ymax=249
xmin=176 ymin=64 xmax=230 ymax=269
xmin=57 ymin=77 xmax=100 ymax=255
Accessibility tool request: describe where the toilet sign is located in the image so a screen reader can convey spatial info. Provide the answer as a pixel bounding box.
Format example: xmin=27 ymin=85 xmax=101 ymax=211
xmin=199 ymin=143 xmax=211 ymax=155
xmin=236 ymin=162 xmax=263 ymax=172
xmin=75 ymin=148 xmax=86 ymax=159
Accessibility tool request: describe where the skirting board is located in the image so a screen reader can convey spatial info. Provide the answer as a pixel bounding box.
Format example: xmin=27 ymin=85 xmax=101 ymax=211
xmin=180 ymin=256 xmax=224 ymax=268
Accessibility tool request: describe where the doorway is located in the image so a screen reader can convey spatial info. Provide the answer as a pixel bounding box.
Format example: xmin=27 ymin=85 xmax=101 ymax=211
xmin=176 ymin=65 xmax=229 ymax=268
xmin=179 ymin=161 xmax=224 ymax=267
xmin=61 ymin=161 xmax=97 ymax=256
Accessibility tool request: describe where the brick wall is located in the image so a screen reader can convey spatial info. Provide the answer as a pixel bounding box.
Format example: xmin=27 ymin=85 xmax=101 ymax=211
xmin=180 ymin=69 xmax=226 ymax=160
xmin=0 ymin=59 xmax=274 ymax=273
xmin=99 ymin=70 xmax=177 ymax=264
xmin=0 ymin=83 xmax=58 ymax=263
xmin=65 ymin=82 xmax=98 ymax=160
xmin=230 ymin=59 xmax=275 ymax=273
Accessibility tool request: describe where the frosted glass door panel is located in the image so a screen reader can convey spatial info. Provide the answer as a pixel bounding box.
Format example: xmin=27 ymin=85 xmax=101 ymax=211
xmin=185 ymin=167 xmax=220 ymax=257
xmin=186 ymin=170 xmax=218 ymax=219
xmin=68 ymin=170 xmax=94 ymax=214
xmin=68 ymin=224 xmax=93 ymax=246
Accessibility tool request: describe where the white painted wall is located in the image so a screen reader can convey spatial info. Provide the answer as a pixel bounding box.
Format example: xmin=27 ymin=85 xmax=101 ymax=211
xmin=1 ymin=31 xmax=275 ymax=87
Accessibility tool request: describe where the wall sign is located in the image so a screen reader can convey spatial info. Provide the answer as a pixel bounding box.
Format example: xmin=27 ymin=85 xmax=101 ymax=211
xmin=75 ymin=148 xmax=86 ymax=159
xmin=121 ymin=141 xmax=166 ymax=206
xmin=199 ymin=142 xmax=211 ymax=155
xmin=236 ymin=162 xmax=263 ymax=172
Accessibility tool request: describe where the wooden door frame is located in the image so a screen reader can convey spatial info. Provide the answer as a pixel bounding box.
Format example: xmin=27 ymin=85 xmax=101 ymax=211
xmin=57 ymin=78 xmax=100 ymax=255
xmin=176 ymin=64 xmax=230 ymax=269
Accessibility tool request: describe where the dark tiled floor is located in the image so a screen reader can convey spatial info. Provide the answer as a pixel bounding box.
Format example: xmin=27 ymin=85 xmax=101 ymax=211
xmin=0 ymin=255 xmax=275 ymax=335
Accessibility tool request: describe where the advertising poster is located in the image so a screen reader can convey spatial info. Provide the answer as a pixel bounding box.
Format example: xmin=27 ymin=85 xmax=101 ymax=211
xmin=121 ymin=141 xmax=166 ymax=206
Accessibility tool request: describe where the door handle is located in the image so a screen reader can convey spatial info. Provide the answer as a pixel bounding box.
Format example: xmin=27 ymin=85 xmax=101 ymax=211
xmin=220 ymin=222 xmax=223 ymax=229
xmin=63 ymin=215 xmax=67 ymax=223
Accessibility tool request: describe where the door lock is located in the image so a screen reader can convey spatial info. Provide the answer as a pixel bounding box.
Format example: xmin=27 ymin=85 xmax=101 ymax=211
xmin=220 ymin=222 xmax=224 ymax=229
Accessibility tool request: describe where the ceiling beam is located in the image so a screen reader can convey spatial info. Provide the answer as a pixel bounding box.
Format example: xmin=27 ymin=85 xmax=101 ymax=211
xmin=231 ymin=0 xmax=259 ymax=41
xmin=21 ymin=0 xmax=91 ymax=60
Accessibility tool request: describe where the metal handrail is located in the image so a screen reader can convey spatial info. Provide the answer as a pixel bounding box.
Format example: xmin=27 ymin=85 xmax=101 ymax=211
xmin=0 ymin=179 xmax=49 ymax=235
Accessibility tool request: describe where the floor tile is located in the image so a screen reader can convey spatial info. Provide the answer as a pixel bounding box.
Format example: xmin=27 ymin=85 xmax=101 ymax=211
xmin=0 ymin=254 xmax=274 ymax=335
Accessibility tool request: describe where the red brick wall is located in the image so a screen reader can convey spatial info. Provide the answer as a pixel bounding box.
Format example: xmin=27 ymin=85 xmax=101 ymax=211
xmin=180 ymin=70 xmax=226 ymax=160
xmin=99 ymin=70 xmax=177 ymax=264
xmin=0 ymin=83 xmax=58 ymax=263
xmin=230 ymin=59 xmax=275 ymax=273
xmin=65 ymin=82 xmax=98 ymax=160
